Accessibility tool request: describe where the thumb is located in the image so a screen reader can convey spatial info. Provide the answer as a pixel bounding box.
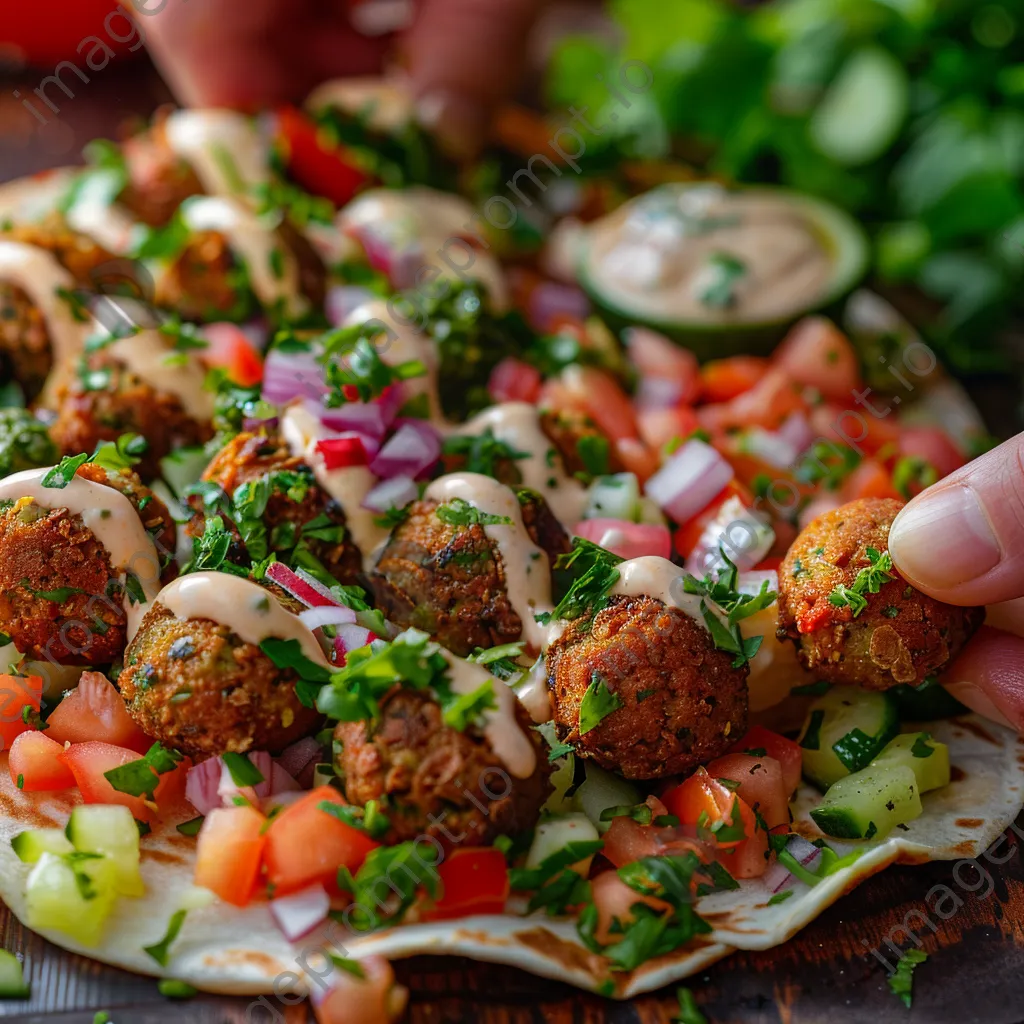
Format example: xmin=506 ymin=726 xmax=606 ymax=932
xmin=888 ymin=432 xmax=1024 ymax=607
xmin=405 ymin=0 xmax=546 ymax=157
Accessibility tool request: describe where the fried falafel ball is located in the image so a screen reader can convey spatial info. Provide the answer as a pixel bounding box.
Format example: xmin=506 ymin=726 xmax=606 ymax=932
xmin=368 ymin=489 xmax=571 ymax=657
xmin=187 ymin=430 xmax=364 ymax=585
xmin=0 ymin=463 xmax=176 ymax=664
xmin=776 ymin=497 xmax=984 ymax=690
xmin=334 ymin=685 xmax=552 ymax=848
xmin=538 ymin=407 xmax=625 ymax=480
xmin=121 ymin=579 xmax=321 ymax=757
xmin=546 ymin=594 xmax=749 ymax=780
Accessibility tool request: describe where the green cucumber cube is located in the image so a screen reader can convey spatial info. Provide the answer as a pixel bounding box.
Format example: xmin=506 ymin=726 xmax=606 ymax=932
xmin=66 ymin=805 xmax=144 ymax=898
xmin=810 ymin=763 xmax=922 ymax=840
xmin=11 ymin=828 xmax=74 ymax=864
xmin=870 ymin=732 xmax=950 ymax=794
xmin=24 ymin=852 xmax=118 ymax=947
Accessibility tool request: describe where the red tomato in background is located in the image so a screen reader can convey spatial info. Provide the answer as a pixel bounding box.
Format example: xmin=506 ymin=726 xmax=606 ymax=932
xmin=422 ymin=848 xmax=509 ymax=921
xmin=772 ymin=317 xmax=861 ymax=401
xmin=897 ymin=426 xmax=965 ymax=479
xmin=8 ymin=730 xmax=75 ymax=792
xmin=728 ymin=726 xmax=803 ymax=795
xmin=0 ymin=674 xmax=42 ymax=753
xmin=700 ymin=356 xmax=769 ymax=403
xmin=45 ymin=672 xmax=151 ymax=753
xmin=0 ymin=1 xmax=140 ymax=67
xmin=200 ymin=323 xmax=264 ymax=386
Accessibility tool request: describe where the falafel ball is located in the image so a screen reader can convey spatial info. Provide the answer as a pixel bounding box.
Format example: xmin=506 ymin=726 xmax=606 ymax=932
xmin=121 ymin=583 xmax=321 ymax=757
xmin=187 ymin=430 xmax=364 ymax=585
xmin=776 ymin=497 xmax=984 ymax=689
xmin=367 ymin=489 xmax=571 ymax=657
xmin=334 ymin=685 xmax=552 ymax=848
xmin=539 ymin=408 xmax=624 ymax=480
xmin=0 ymin=463 xmax=177 ymax=664
xmin=0 ymin=283 xmax=54 ymax=404
xmin=546 ymin=594 xmax=749 ymax=780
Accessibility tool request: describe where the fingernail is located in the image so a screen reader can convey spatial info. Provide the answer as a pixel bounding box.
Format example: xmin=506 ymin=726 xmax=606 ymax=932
xmin=889 ymin=485 xmax=1001 ymax=589
xmin=415 ymin=90 xmax=486 ymax=160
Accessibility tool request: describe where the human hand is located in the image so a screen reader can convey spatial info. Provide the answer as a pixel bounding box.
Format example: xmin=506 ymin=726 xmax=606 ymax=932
xmin=888 ymin=432 xmax=1024 ymax=729
xmin=143 ymin=0 xmax=545 ymax=156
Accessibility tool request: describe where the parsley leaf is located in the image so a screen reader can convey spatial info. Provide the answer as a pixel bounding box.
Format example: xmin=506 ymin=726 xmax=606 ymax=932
xmin=103 ymin=742 xmax=183 ymax=801
xmin=143 ymin=908 xmax=188 ymax=966
xmin=433 ymin=676 xmax=496 ymax=731
xmin=19 ymin=580 xmax=86 ymax=603
xmin=697 ymin=252 xmax=747 ymax=308
xmin=509 ymin=840 xmax=603 ymax=916
xmin=828 ymin=548 xmax=894 ymax=618
xmin=578 ymin=672 xmax=624 ymax=735
xmin=674 ymin=986 xmax=708 ymax=1024
xmin=575 ymin=433 xmax=610 ymax=482
xmin=888 ymin=948 xmax=927 ymax=1008
xmin=90 ymin=433 xmax=147 ymax=473
xmin=319 ymin=798 xmax=391 ymax=840
xmin=768 ymin=889 xmax=794 ymax=905
xmin=259 ymin=637 xmax=333 ymax=709
xmin=337 ymin=839 xmax=442 ymax=931
xmin=441 ymin=429 xmax=529 ymax=480
xmin=221 ymin=752 xmax=265 ymax=788
xmin=41 ymin=453 xmax=89 ymax=489
xmin=435 ymin=497 xmax=511 ymax=528
xmin=911 ymin=733 xmax=935 ymax=758
xmin=542 ymin=537 xmax=623 ymax=624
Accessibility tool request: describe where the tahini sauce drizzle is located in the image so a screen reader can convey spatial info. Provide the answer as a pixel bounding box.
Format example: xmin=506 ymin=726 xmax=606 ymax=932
xmin=609 ymin=555 xmax=716 ymax=629
xmin=164 ymin=110 xmax=269 ymax=199
xmin=280 ymin=403 xmax=389 ymax=567
xmin=147 ymin=571 xmax=329 ymax=666
xmin=423 ymin=473 xmax=555 ymax=651
xmin=439 ymin=650 xmax=537 ymax=779
xmin=0 ymin=468 xmax=162 ymax=632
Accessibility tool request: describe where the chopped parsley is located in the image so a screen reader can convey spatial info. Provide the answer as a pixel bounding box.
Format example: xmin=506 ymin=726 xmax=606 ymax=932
xmin=468 ymin=641 xmax=525 ymax=682
xmin=176 ymin=816 xmax=204 ymax=837
xmin=337 ymin=839 xmax=442 ymax=931
xmin=911 ymin=733 xmax=935 ymax=758
xmin=539 ymin=537 xmax=623 ymax=625
xmin=435 ymin=498 xmax=511 ymax=528
xmin=103 ymin=742 xmax=183 ymax=801
xmin=90 ymin=433 xmax=147 ymax=473
xmin=767 ymin=889 xmax=794 ymax=905
xmin=19 ymin=580 xmax=86 ymax=603
xmin=800 ymin=709 xmax=825 ymax=750
xmin=697 ymin=252 xmax=747 ymax=308
xmin=795 ymin=441 xmax=862 ymax=491
xmin=601 ymin=803 xmax=654 ymax=826
xmin=41 ymin=453 xmax=90 ymax=488
xmin=373 ymin=505 xmax=410 ymax=530
xmin=143 ymin=908 xmax=188 ymax=966
xmin=441 ymin=429 xmax=529 ymax=480
xmin=575 ymin=433 xmax=610 ymax=482
xmin=508 ymin=840 xmax=603 ymax=916
xmin=434 ymin=676 xmax=496 ymax=731
xmin=831 ymin=728 xmax=884 ymax=773
xmin=314 ymin=323 xmax=426 ymax=406
xmin=221 ymin=752 xmax=265 ymax=788
xmin=673 ymin=986 xmax=708 ymax=1024
xmin=888 ymin=948 xmax=927 ymax=1008
xmin=828 ymin=547 xmax=894 ymax=618
xmin=892 ymin=456 xmax=939 ymax=500
xmin=259 ymin=636 xmax=333 ymax=709
xmin=578 ymin=672 xmax=624 ymax=735
xmin=319 ymin=798 xmax=391 ymax=840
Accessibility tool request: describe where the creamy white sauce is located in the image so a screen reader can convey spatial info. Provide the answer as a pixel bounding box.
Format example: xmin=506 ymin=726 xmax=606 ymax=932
xmin=585 ymin=184 xmax=833 ymax=325
xmin=305 ymin=77 xmax=414 ymax=133
xmin=178 ymin=196 xmax=306 ymax=318
xmin=339 ymin=188 xmax=509 ymax=312
xmin=440 ymin=649 xmax=537 ymax=779
xmin=280 ymin=403 xmax=389 ymax=567
xmin=147 ymin=571 xmax=329 ymax=666
xmin=516 ymin=654 xmax=553 ymax=724
xmin=63 ymin=172 xmax=137 ymax=256
xmin=164 ymin=110 xmax=269 ymax=199
xmin=0 ymin=240 xmax=88 ymax=378
xmin=424 ymin=473 xmax=555 ymax=651
xmin=0 ymin=467 xmax=162 ymax=632
xmin=455 ymin=403 xmax=587 ymax=526
xmin=105 ymin=328 xmax=214 ymax=421
xmin=0 ymin=168 xmax=76 ymax=223
xmin=609 ymin=555 xmax=712 ymax=628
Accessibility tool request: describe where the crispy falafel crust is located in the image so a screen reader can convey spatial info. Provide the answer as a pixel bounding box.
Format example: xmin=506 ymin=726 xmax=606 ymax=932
xmin=776 ymin=497 xmax=984 ymax=689
xmin=334 ymin=686 xmax=552 ymax=848
xmin=121 ymin=600 xmax=321 ymax=757
xmin=0 ymin=284 xmax=52 ymax=403
xmin=546 ymin=594 xmax=749 ymax=780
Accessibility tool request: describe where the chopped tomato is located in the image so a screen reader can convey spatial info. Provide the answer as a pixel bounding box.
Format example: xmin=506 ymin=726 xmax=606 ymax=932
xmin=0 ymin=674 xmax=42 ymax=753
xmin=897 ymin=427 xmax=965 ymax=480
xmin=590 ymin=870 xmax=672 ymax=945
xmin=276 ymin=105 xmax=371 ymax=207
xmin=59 ymin=741 xmax=190 ymax=823
xmin=9 ymin=730 xmax=75 ymax=792
xmin=700 ymin=356 xmax=769 ymax=403
xmin=700 ymin=368 xmax=809 ymax=432
xmin=841 ymin=459 xmax=900 ymax=502
xmin=809 ymin=401 xmax=901 ymax=458
xmin=422 ymin=848 xmax=509 ymax=921
xmin=602 ymin=811 xmax=712 ymax=869
xmin=673 ymin=481 xmax=751 ymax=559
xmin=488 ymin=357 xmax=542 ymax=405
xmin=316 ymin=436 xmax=369 ymax=470
xmin=45 ymin=672 xmax=151 ymax=754
xmin=200 ymin=323 xmax=263 ymax=386
xmin=773 ymin=317 xmax=861 ymax=400
xmin=313 ymin=955 xmax=408 ymax=1024
xmin=704 ymin=754 xmax=790 ymax=830
xmin=264 ymin=787 xmax=379 ymax=896
xmin=753 ymin=556 xmax=783 ymax=572
xmin=728 ymin=726 xmax=803 ymax=795
xmin=548 ymin=366 xmax=639 ymax=442
xmin=626 ymin=328 xmax=701 ymax=401
xmin=613 ymin=437 xmax=659 ymax=482
xmin=715 ymin=822 xmax=770 ymax=879
xmin=195 ymin=805 xmax=267 ymax=907
xmin=637 ymin=406 xmax=700 ymax=452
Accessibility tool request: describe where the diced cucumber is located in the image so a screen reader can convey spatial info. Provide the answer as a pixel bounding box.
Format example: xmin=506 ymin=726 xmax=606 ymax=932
xmin=584 ymin=473 xmax=640 ymax=521
xmin=810 ymin=764 xmax=922 ymax=840
xmin=11 ymin=828 xmax=74 ymax=864
xmin=525 ymin=814 xmax=600 ymax=874
xmin=888 ymin=683 xmax=968 ymax=721
xmin=634 ymin=496 xmax=667 ymax=526
xmin=24 ymin=852 xmax=118 ymax=947
xmin=159 ymin=445 xmax=209 ymax=500
xmin=798 ymin=686 xmax=899 ymax=790
xmin=66 ymin=805 xmax=143 ymax=898
xmin=542 ymin=752 xmax=577 ymax=815
xmin=576 ymin=764 xmax=641 ymax=833
xmin=0 ymin=950 xmax=29 ymax=999
xmin=870 ymin=732 xmax=950 ymax=794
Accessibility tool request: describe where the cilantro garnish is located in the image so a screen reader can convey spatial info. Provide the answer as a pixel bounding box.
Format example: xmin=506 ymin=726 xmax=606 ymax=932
xmin=259 ymin=637 xmax=333 ymax=709
xmin=20 ymin=706 xmax=47 ymax=731
xmin=441 ymin=429 xmax=529 ymax=480
xmin=795 ymin=440 xmax=862 ymax=491
xmin=601 ymin=803 xmax=654 ymax=826
xmin=221 ymin=752 xmax=265 ymax=788
xmin=41 ymin=453 xmax=90 ymax=489
xmin=143 ymin=908 xmax=188 ymax=966
xmin=176 ymin=816 xmax=204 ymax=837
xmin=19 ymin=580 xmax=86 ymax=603
xmin=828 ymin=547 xmax=894 ymax=618
xmin=800 ymin=709 xmax=825 ymax=750
xmin=508 ymin=840 xmax=603 ymax=916
xmin=911 ymin=733 xmax=935 ymax=758
xmin=575 ymin=434 xmax=610 ymax=482
xmin=373 ymin=505 xmax=410 ymax=530
xmin=183 ymin=516 xmax=247 ymax=576
xmin=315 ymin=324 xmax=426 ymax=406
xmin=578 ymin=672 xmax=624 ymax=735
xmin=697 ymin=252 xmax=747 ymax=308
xmin=893 ymin=456 xmax=939 ymax=500
xmin=103 ymin=742 xmax=183 ymax=801
xmin=767 ymin=889 xmax=794 ymax=905
xmin=540 ymin=537 xmax=623 ymax=625
xmin=91 ymin=433 xmax=148 ymax=473
xmin=319 ymin=798 xmax=391 ymax=840
xmin=337 ymin=839 xmax=442 ymax=931
xmin=888 ymin=948 xmax=927 ymax=1008
xmin=831 ymin=727 xmax=888 ymax=773
xmin=434 ymin=676 xmax=496 ymax=731
xmin=435 ymin=497 xmax=511 ymax=528
xmin=547 ymin=738 xmax=575 ymax=762
xmin=468 ymin=641 xmax=525 ymax=682
xmin=674 ymin=986 xmax=708 ymax=1024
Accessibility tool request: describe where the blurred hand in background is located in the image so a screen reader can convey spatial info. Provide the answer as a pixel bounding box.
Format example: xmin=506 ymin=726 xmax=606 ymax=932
xmin=143 ymin=0 xmax=546 ymax=156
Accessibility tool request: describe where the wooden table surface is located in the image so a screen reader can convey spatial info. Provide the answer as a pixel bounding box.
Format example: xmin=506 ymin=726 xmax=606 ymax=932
xmin=2 ymin=57 xmax=1024 ymax=1024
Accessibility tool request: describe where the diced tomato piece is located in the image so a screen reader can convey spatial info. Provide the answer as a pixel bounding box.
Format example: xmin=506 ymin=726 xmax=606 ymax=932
xmin=637 ymin=406 xmax=700 ymax=452
xmin=702 ymin=368 xmax=809 ymax=432
xmin=700 ymin=356 xmax=769 ymax=403
xmin=312 ymin=955 xmax=408 ymax=1024
xmin=672 ymin=481 xmax=751 ymax=558
xmin=704 ymin=754 xmax=790 ymax=830
xmin=422 ymin=848 xmax=509 ymax=921
xmin=574 ymin=519 xmax=672 ymax=561
xmin=663 ymin=768 xmax=742 ymax=846
xmin=488 ymin=357 xmax=542 ymax=405
xmin=897 ymin=427 xmax=965 ymax=480
xmin=316 ymin=436 xmax=369 ymax=470
xmin=602 ymin=810 xmax=712 ymax=869
xmin=614 ymin=437 xmax=660 ymax=483
xmin=626 ymin=328 xmax=701 ymax=402
xmin=200 ymin=323 xmax=263 ymax=386
xmin=551 ymin=366 xmax=639 ymax=442
xmin=809 ymin=402 xmax=901 ymax=458
xmin=753 ymin=556 xmax=783 ymax=572
xmin=195 ymin=805 xmax=267 ymax=907
xmin=0 ymin=674 xmax=42 ymax=753
xmin=841 ymin=458 xmax=900 ymax=502
xmin=729 ymin=726 xmax=803 ymax=795
xmin=264 ymin=787 xmax=379 ymax=896
xmin=773 ymin=317 xmax=861 ymax=400
xmin=276 ymin=105 xmax=371 ymax=207
xmin=590 ymin=870 xmax=673 ymax=945
xmin=715 ymin=820 xmax=770 ymax=879
xmin=9 ymin=730 xmax=75 ymax=792
xmin=45 ymin=672 xmax=151 ymax=754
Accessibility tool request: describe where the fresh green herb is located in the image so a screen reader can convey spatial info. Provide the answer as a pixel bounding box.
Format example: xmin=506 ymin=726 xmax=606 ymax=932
xmin=800 ymin=710 xmax=825 ymax=751
xmin=131 ymin=212 xmax=190 ymax=262
xmin=831 ymin=728 xmax=884 ymax=773
xmin=694 ymin=859 xmax=739 ymax=896
xmin=697 ymin=252 xmax=747 ymax=308
xmin=467 ymin=642 xmax=525 ymax=682
xmin=911 ymin=734 xmax=935 ymax=758
xmin=373 ymin=505 xmax=410 ymax=530
xmin=259 ymin=636 xmax=333 ymax=709
xmin=176 ymin=816 xmax=204 ymax=837
xmin=103 ymin=742 xmax=183 ymax=801
xmin=157 ymin=979 xmax=197 ymax=999
xmin=540 ymin=537 xmax=623 ymax=624
xmin=434 ymin=675 xmax=496 ymax=732
xmin=314 ymin=323 xmax=425 ymax=406
xmin=0 ymin=408 xmax=58 ymax=477
xmin=578 ymin=672 xmax=624 ymax=735
xmin=319 ymin=799 xmax=391 ymax=841
xmin=183 ymin=516 xmax=248 ymax=576
xmin=93 ymin=1013 xmax=111 ymax=1024
xmin=547 ymin=738 xmax=575 ymax=762
xmin=337 ymin=839 xmax=442 ymax=930
xmin=509 ymin=840 xmax=603 ymax=916
xmin=441 ymin=430 xmax=529 ymax=480
xmin=795 ymin=441 xmax=862 ymax=492
xmin=19 ymin=580 xmax=86 ymax=603
xmin=327 ymin=954 xmax=366 ymax=979
xmin=143 ymin=908 xmax=188 ymax=966
xmin=768 ymin=889 xmax=794 ymax=905
xmin=828 ymin=548 xmax=894 ymax=618
xmin=90 ymin=433 xmax=148 ymax=474
xmin=123 ymin=572 xmax=147 ymax=607
xmin=20 ymin=706 xmax=47 ymax=731
xmin=221 ymin=752 xmax=265 ymax=788
xmin=828 ymin=583 xmax=868 ymax=616
xmin=893 ymin=456 xmax=939 ymax=500
xmin=673 ymin=986 xmax=708 ymax=1024
xmin=888 ymin=949 xmax=927 ymax=1009
xmin=883 ymin=605 xmax=901 ymax=618
xmin=435 ymin=497 xmax=511 ymax=528
xmin=253 ymin=180 xmax=335 ymax=228
xmin=41 ymin=453 xmax=89 ymax=489
xmin=55 ymin=286 xmax=91 ymax=322
xmin=683 ymin=548 xmax=777 ymax=627
xmin=575 ymin=434 xmax=610 ymax=481
xmin=600 ymin=803 xmax=653 ymax=826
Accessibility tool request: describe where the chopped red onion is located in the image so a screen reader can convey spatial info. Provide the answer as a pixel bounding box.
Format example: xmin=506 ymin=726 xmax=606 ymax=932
xmin=645 ymin=439 xmax=733 ymax=524
xmin=310 ymin=399 xmax=391 ymax=441
xmin=740 ymin=428 xmax=799 ymax=470
xmin=362 ymin=474 xmax=417 ymax=514
xmin=636 ymin=375 xmax=685 ymax=411
xmin=776 ymin=411 xmax=814 ymax=458
xmin=265 ymin=561 xmax=339 ymax=608
xmin=217 ymin=751 xmax=273 ymax=806
xmin=765 ymin=835 xmax=823 ymax=894
xmin=299 ymin=605 xmax=358 ymax=630
xmin=269 ymin=762 xmax=302 ymax=795
xmin=262 ymin=347 xmax=327 ymax=405
xmin=184 ymin=757 xmax=223 ymax=816
xmin=334 ymin=623 xmax=376 ymax=663
xmin=243 ymin=415 xmax=279 ymax=432
xmin=528 ymin=281 xmax=590 ymax=332
xmin=276 ymin=736 xmax=323 ymax=779
xmin=685 ymin=495 xmax=775 ymax=576
xmin=326 ymin=285 xmax=375 ymax=327
xmin=369 ymin=421 xmax=441 ymax=480
xmin=269 ymin=884 xmax=331 ymax=941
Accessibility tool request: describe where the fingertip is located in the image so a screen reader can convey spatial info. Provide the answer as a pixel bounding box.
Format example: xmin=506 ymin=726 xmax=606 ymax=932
xmin=943 ymin=626 xmax=1024 ymax=732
